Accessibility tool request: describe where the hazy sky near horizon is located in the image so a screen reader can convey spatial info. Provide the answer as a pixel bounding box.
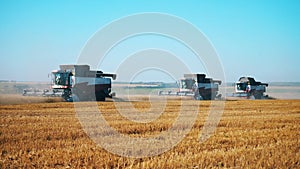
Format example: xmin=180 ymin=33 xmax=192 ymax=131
xmin=1 ymin=0 xmax=300 ymax=82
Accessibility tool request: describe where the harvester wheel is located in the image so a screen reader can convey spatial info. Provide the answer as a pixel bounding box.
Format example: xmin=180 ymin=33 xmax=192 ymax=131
xmin=62 ymin=89 xmax=72 ymax=101
xmin=254 ymin=92 xmax=262 ymax=99
xmin=95 ymin=90 xmax=106 ymax=101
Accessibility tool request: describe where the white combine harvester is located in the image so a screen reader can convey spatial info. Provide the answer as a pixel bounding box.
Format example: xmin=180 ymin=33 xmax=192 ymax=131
xmin=233 ymin=76 xmax=268 ymax=99
xmin=23 ymin=65 xmax=116 ymax=101
xmin=159 ymin=74 xmax=222 ymax=100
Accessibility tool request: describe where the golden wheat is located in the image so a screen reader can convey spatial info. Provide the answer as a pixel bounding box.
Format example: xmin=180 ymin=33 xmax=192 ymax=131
xmin=0 ymin=99 xmax=299 ymax=168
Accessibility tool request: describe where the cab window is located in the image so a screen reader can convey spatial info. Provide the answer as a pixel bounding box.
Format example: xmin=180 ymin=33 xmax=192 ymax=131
xmin=53 ymin=73 xmax=69 ymax=86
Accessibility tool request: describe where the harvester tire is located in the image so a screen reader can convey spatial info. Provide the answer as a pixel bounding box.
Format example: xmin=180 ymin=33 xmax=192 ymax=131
xmin=62 ymin=89 xmax=72 ymax=101
xmin=95 ymin=90 xmax=106 ymax=101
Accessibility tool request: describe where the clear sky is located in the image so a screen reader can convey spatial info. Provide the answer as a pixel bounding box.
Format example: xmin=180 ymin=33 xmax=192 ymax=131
xmin=1 ymin=0 xmax=299 ymax=82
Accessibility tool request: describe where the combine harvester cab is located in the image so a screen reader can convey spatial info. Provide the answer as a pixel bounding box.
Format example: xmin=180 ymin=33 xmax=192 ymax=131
xmin=234 ymin=77 xmax=268 ymax=99
xmin=51 ymin=65 xmax=116 ymax=102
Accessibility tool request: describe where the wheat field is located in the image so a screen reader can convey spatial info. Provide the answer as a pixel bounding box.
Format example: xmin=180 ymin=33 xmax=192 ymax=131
xmin=0 ymin=98 xmax=299 ymax=168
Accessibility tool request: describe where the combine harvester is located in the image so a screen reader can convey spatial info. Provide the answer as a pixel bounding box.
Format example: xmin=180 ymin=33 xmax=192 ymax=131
xmin=232 ymin=76 xmax=269 ymax=99
xmin=23 ymin=65 xmax=116 ymax=101
xmin=158 ymin=74 xmax=222 ymax=100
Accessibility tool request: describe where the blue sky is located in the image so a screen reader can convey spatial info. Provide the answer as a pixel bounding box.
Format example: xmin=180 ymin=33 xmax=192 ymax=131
xmin=0 ymin=0 xmax=299 ymax=82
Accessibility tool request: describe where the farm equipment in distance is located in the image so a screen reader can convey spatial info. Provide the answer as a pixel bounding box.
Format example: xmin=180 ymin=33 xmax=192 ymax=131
xmin=23 ymin=65 xmax=116 ymax=102
xmin=232 ymin=76 xmax=268 ymax=99
xmin=158 ymin=74 xmax=222 ymax=100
